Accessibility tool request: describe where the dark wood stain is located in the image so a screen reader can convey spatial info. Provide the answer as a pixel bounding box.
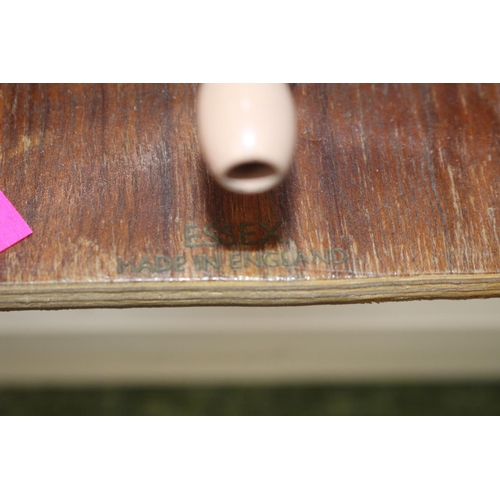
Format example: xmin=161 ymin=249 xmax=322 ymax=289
xmin=1 ymin=84 xmax=500 ymax=308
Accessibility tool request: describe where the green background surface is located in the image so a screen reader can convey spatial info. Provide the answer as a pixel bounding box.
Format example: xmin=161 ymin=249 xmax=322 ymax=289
xmin=1 ymin=384 xmax=500 ymax=415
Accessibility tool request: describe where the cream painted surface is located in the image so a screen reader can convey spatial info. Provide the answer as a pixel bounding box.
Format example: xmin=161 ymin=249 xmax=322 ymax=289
xmin=0 ymin=299 xmax=499 ymax=385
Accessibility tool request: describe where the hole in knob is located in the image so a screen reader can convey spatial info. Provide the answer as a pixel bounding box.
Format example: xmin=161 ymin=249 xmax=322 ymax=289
xmin=226 ymin=162 xmax=277 ymax=180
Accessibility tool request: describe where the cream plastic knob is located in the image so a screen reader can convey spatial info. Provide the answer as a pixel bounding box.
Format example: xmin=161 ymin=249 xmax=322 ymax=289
xmin=196 ymin=83 xmax=297 ymax=194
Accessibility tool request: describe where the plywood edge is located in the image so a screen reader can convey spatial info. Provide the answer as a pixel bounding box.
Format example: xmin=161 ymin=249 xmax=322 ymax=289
xmin=2 ymin=274 xmax=500 ymax=310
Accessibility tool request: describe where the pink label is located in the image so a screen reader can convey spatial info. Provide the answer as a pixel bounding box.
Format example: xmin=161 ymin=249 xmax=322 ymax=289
xmin=0 ymin=190 xmax=33 ymax=252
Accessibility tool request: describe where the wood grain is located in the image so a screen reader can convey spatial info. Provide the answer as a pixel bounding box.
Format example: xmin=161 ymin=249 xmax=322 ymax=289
xmin=1 ymin=84 xmax=500 ymax=309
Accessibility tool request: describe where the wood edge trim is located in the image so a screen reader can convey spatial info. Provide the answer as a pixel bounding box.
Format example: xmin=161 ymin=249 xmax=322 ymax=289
xmin=2 ymin=274 xmax=500 ymax=310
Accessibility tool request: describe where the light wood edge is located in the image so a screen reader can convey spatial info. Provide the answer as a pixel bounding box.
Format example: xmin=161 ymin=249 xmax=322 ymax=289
xmin=1 ymin=274 xmax=500 ymax=310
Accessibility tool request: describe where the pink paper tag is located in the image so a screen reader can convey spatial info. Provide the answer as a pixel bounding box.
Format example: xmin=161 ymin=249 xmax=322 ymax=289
xmin=0 ymin=190 xmax=33 ymax=252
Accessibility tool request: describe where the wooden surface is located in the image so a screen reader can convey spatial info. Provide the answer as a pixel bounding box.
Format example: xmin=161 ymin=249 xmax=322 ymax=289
xmin=1 ymin=83 xmax=500 ymax=309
